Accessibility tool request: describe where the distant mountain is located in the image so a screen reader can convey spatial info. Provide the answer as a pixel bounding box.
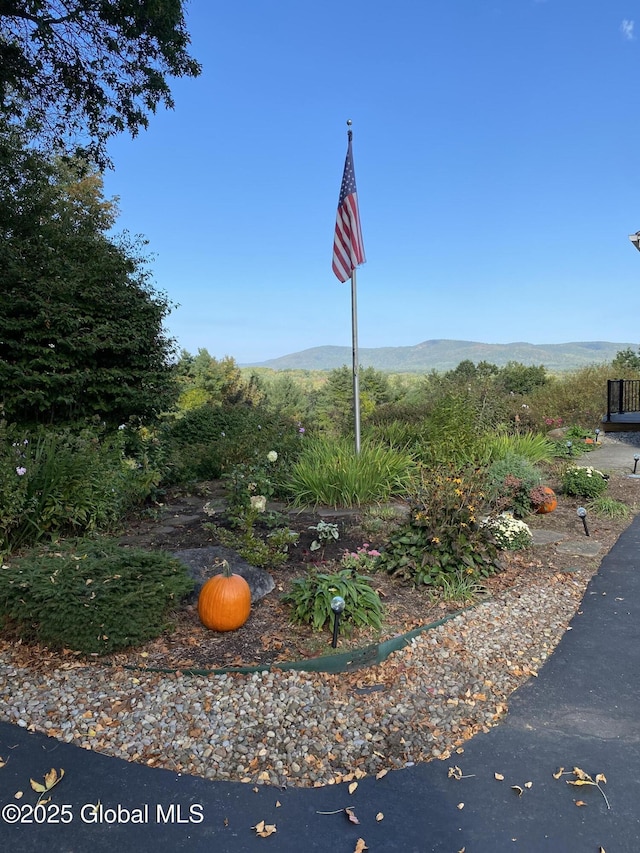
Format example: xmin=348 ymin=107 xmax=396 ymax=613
xmin=245 ymin=340 xmax=637 ymax=373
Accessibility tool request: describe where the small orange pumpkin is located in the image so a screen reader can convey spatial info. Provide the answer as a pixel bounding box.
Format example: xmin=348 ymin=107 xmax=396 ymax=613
xmin=198 ymin=560 xmax=251 ymax=631
xmin=535 ymin=486 xmax=557 ymax=514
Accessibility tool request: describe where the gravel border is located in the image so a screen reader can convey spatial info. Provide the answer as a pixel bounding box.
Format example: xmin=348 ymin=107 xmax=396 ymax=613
xmin=1 ymin=569 xmax=587 ymax=788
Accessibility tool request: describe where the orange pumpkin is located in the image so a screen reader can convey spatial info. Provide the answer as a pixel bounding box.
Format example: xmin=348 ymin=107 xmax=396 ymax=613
xmin=535 ymin=486 xmax=557 ymax=514
xmin=198 ymin=561 xmax=251 ymax=631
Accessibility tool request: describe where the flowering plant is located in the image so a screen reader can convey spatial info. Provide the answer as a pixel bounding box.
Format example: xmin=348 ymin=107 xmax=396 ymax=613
xmin=562 ymin=464 xmax=608 ymax=498
xmin=483 ymin=513 xmax=532 ymax=551
xmin=340 ymin=544 xmax=381 ymax=573
xmin=224 ymin=450 xmax=281 ymax=525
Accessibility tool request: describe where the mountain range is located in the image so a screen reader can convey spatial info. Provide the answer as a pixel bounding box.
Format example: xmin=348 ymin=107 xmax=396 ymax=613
xmin=245 ymin=340 xmax=637 ymax=373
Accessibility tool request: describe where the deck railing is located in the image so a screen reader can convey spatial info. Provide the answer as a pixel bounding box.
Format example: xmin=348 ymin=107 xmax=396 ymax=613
xmin=607 ymin=379 xmax=640 ymax=420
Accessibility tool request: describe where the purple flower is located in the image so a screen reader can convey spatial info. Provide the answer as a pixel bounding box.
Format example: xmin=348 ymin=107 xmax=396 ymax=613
xmin=16 ymin=466 xmax=27 ymax=476
xmin=298 ymin=427 xmax=305 ymax=434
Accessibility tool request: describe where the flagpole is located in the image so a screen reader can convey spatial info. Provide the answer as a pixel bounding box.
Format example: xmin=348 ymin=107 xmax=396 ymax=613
xmin=351 ymin=265 xmax=361 ymax=454
xmin=332 ymin=118 xmax=365 ymax=455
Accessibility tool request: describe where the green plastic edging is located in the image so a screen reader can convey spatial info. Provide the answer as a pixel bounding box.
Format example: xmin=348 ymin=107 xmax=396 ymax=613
xmin=116 ymin=603 xmax=475 ymax=678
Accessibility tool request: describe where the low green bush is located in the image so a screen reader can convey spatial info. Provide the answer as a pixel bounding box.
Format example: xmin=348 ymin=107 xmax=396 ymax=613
xmin=0 ymin=538 xmax=194 ymax=655
xmin=562 ymin=464 xmax=608 ymax=498
xmin=485 ymin=453 xmax=542 ymax=517
xmin=282 ymin=569 xmax=383 ymax=634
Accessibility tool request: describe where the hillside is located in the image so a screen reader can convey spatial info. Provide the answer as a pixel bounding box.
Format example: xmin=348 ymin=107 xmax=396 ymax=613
xmin=244 ymin=340 xmax=636 ymax=373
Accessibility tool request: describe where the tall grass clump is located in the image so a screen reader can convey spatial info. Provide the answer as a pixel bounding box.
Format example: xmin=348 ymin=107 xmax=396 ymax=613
xmin=475 ymin=430 xmax=555 ymax=466
xmin=286 ymin=436 xmax=416 ymax=507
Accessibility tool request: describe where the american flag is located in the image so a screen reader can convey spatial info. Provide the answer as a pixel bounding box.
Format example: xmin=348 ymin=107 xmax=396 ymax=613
xmin=332 ymin=132 xmax=365 ymax=282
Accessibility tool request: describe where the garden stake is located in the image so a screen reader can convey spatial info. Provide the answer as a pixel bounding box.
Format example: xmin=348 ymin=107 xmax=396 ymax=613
xmin=634 ymin=454 xmax=639 ymax=474
xmin=577 ymin=507 xmax=589 ymax=537
xmin=330 ymin=596 xmax=345 ymax=648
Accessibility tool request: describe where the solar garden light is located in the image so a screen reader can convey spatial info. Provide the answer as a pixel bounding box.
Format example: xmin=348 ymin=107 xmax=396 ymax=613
xmin=595 ymin=428 xmax=601 ymax=443
xmin=634 ymin=454 xmax=640 ymax=475
xmin=577 ymin=506 xmax=589 ymax=537
xmin=566 ymin=440 xmax=573 ymax=456
xmin=330 ymin=595 xmax=345 ymax=648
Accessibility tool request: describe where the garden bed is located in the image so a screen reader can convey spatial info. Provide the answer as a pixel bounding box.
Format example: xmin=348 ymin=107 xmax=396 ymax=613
xmin=5 ymin=469 xmax=638 ymax=675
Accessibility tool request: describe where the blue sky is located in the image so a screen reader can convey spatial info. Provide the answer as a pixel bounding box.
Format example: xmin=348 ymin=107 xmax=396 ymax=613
xmin=102 ymin=0 xmax=640 ymax=365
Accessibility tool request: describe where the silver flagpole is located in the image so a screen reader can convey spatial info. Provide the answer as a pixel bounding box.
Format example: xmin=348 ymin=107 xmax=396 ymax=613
xmin=351 ymin=267 xmax=361 ymax=454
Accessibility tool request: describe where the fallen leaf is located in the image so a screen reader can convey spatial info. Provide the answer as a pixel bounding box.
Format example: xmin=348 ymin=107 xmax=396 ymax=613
xmin=252 ymin=820 xmax=277 ymax=838
xmin=567 ymin=779 xmax=595 ymax=788
xmin=348 ymin=781 xmax=358 ymax=795
xmin=457 ymin=802 xmax=464 ymax=810
xmin=345 ymin=807 xmax=360 ymax=825
xmin=595 ymin=773 xmax=607 ymax=784
xmin=511 ymin=786 xmax=523 ymax=797
xmin=375 ymin=768 xmax=388 ymax=780
xmin=574 ymin=800 xmax=587 ymax=807
xmin=14 ymin=791 xmax=23 ymax=799
xmin=494 ymin=772 xmax=504 ymax=781
xmin=524 ymin=782 xmax=533 ymax=789
xmin=552 ymin=767 xmax=565 ymax=779
xmin=448 ymin=765 xmax=463 ymax=780
xmin=275 ymin=800 xmax=281 ymax=808
xmin=572 ymin=767 xmax=592 ymax=781
xmin=354 ymin=840 xmax=368 ymax=853
xmin=375 ymin=812 xmax=384 ymax=822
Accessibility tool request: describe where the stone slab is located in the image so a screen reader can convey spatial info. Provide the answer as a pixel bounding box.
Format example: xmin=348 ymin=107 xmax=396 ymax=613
xmin=555 ymin=539 xmax=602 ymax=557
xmin=172 ymin=546 xmax=275 ymax=601
xmin=531 ymin=528 xmax=569 ymax=545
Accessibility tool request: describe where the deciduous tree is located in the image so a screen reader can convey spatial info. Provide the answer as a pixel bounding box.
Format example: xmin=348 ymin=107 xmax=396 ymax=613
xmin=0 ymin=0 xmax=200 ymax=166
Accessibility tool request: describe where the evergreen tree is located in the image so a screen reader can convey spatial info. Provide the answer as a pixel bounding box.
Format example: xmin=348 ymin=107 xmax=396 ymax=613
xmin=0 ymin=130 xmax=177 ymax=426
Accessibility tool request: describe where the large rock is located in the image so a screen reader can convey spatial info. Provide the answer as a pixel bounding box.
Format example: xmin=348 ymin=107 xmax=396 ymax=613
xmin=172 ymin=546 xmax=275 ymax=602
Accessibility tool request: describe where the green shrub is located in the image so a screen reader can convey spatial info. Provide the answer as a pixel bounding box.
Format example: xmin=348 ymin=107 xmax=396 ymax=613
xmin=562 ymin=465 xmax=608 ymax=498
xmin=282 ymin=569 xmax=383 ymax=634
xmin=0 ymin=423 xmax=155 ymax=554
xmin=162 ymin=404 xmax=304 ymax=485
xmin=377 ymin=467 xmax=501 ymax=586
xmin=482 ymin=513 xmax=533 ymax=551
xmin=207 ymin=521 xmax=299 ymax=569
xmin=0 ymin=539 xmax=194 ymax=655
xmin=286 ymin=436 xmax=416 ymax=507
xmin=486 ymin=453 xmax=542 ymax=517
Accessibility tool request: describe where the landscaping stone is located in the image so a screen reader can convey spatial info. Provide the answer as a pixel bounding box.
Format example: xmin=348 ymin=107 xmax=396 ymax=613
xmin=531 ymin=528 xmax=569 ymax=545
xmin=173 ymin=546 xmax=275 ymax=601
xmin=555 ymin=539 xmax=602 ymax=557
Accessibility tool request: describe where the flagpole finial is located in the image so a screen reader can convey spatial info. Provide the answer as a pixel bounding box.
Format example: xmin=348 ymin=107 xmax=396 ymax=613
xmin=346 ymin=119 xmax=352 ymax=126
